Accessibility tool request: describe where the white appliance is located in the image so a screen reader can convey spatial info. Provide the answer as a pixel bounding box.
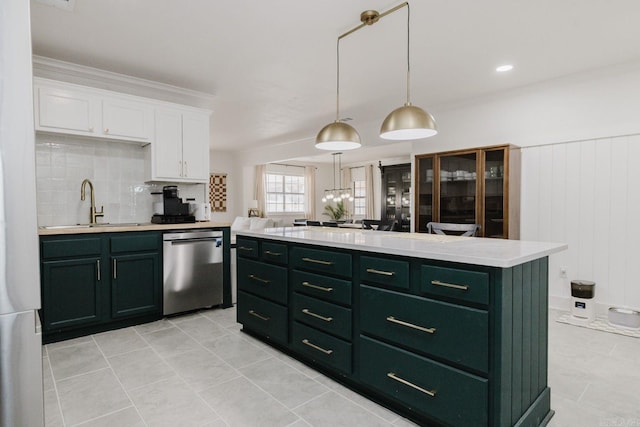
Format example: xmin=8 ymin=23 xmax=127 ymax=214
xmin=0 ymin=0 xmax=45 ymax=425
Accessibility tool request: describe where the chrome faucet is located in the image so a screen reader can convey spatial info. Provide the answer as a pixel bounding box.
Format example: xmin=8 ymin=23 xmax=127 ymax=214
xmin=80 ymin=179 xmax=104 ymax=224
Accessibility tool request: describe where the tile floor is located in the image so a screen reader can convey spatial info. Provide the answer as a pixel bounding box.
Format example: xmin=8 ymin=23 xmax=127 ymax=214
xmin=42 ymin=307 xmax=640 ymax=427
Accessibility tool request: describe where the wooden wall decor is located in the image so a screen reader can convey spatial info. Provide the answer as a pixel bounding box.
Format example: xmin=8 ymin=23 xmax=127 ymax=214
xmin=209 ymin=173 xmax=227 ymax=212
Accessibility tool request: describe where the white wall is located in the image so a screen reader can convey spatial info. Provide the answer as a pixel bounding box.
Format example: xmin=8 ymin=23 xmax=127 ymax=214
xmin=209 ymin=150 xmax=236 ymax=223
xmin=411 ymin=61 xmax=640 ymax=312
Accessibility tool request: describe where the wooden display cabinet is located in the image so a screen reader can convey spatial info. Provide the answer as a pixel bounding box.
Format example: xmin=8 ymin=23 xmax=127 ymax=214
xmin=414 ymin=145 xmax=520 ymax=238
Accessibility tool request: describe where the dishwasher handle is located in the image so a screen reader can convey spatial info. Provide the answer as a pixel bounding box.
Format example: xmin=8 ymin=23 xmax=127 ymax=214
xmin=169 ymin=237 xmax=223 ymax=246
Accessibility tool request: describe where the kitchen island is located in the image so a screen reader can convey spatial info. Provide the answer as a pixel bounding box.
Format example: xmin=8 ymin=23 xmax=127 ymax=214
xmin=235 ymin=227 xmax=566 ymax=427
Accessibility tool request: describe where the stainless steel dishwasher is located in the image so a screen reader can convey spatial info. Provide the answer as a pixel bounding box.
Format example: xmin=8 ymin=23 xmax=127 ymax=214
xmin=163 ymin=230 xmax=223 ymax=315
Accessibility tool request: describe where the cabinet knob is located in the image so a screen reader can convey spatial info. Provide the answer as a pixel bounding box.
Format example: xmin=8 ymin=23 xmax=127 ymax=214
xmin=104 ymin=128 xmax=109 ymax=133
xmin=88 ymin=126 xmax=94 ymax=132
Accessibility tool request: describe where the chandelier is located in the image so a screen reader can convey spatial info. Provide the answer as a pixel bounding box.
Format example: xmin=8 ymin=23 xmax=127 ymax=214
xmin=322 ymin=152 xmax=354 ymax=203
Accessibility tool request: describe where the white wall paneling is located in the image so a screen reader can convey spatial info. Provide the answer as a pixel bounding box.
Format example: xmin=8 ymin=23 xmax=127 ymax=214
xmin=521 ymin=136 xmax=640 ymax=313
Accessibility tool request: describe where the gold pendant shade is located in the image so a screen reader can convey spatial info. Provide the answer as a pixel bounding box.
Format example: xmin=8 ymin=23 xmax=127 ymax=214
xmin=315 ymin=2 xmax=437 ymax=150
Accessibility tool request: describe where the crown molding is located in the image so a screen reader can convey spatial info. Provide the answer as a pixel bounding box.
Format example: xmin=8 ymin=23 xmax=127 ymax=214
xmin=32 ymin=55 xmax=215 ymax=107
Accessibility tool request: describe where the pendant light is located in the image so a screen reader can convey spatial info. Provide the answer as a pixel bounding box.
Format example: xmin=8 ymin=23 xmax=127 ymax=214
xmin=379 ymin=3 xmax=437 ymax=140
xmin=316 ymin=2 xmax=437 ymax=149
xmin=315 ymin=38 xmax=361 ymax=150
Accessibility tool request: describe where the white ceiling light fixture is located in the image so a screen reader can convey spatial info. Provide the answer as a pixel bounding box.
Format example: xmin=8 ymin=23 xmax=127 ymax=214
xmin=316 ymin=2 xmax=437 ymax=150
xmin=496 ymin=64 xmax=514 ymax=73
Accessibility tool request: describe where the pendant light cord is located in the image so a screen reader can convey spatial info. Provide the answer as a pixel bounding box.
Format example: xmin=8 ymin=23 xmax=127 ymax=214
xmin=406 ymin=2 xmax=411 ymax=105
xmin=336 ymin=38 xmax=341 ymax=122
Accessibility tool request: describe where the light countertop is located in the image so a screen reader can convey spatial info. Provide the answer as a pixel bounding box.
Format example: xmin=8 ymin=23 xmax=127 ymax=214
xmin=236 ymin=227 xmax=567 ymax=268
xmin=38 ymin=221 xmax=231 ymax=236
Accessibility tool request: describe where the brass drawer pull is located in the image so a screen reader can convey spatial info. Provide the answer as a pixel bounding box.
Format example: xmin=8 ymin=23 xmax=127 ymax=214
xmin=387 ymin=372 xmax=436 ymax=397
xmin=302 ymin=339 xmax=333 ymax=355
xmin=386 ymin=316 xmax=436 ymax=334
xmin=366 ymin=268 xmax=395 ymax=277
xmin=239 ymin=246 xmax=254 ymax=252
xmin=302 ymin=308 xmax=333 ymax=322
xmin=302 ymin=257 xmax=333 ymax=266
xmin=264 ymin=250 xmax=282 ymax=256
xmin=302 ymin=281 xmax=333 ymax=292
xmin=249 ymin=310 xmax=270 ymax=321
xmin=431 ymin=279 xmax=469 ymax=291
xmin=248 ymin=274 xmax=270 ymax=284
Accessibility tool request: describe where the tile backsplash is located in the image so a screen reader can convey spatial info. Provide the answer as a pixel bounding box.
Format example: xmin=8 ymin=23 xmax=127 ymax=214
xmin=35 ymin=134 xmax=206 ymax=226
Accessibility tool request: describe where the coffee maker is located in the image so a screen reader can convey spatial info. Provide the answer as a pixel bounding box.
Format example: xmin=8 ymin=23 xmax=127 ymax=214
xmin=151 ymin=185 xmax=196 ymax=224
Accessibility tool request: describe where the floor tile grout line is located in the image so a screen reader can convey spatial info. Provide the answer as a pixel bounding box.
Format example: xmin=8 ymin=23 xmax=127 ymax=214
xmin=288 ymin=389 xmax=332 ymax=412
xmin=91 ymin=334 xmax=150 ymax=427
xmin=45 ymin=352 xmax=67 ymax=427
xmin=129 ymin=322 xmax=229 ymax=424
xmin=68 ymin=405 xmax=137 ymax=427
xmin=54 ymin=366 xmax=112 ymax=384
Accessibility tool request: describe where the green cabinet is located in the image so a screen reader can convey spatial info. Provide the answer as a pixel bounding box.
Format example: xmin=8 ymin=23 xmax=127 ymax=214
xmin=40 ymin=232 xmax=162 ymax=342
xmin=41 ymin=256 xmax=103 ymax=330
xmin=236 ymin=236 xmax=551 ymax=426
xmin=111 ymin=252 xmax=160 ymax=319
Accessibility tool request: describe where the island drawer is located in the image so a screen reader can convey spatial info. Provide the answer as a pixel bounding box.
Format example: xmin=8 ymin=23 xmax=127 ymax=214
xmin=292 ymin=293 xmax=351 ymax=340
xmin=261 ymin=241 xmax=288 ymax=265
xmin=360 ymin=255 xmax=410 ymax=290
xmin=420 ymin=264 xmax=489 ymax=305
xmin=238 ymin=291 xmax=287 ymax=345
xmin=292 ymin=321 xmax=351 ymax=375
xmin=41 ymin=236 xmax=102 ymax=259
xmin=360 ymin=285 xmax=488 ymax=373
xmin=236 ymin=238 xmax=259 ymax=259
xmin=359 ymin=336 xmax=488 ymax=427
xmin=291 ymin=270 xmax=351 ymax=305
xmin=237 ymin=258 xmax=287 ymax=304
xmin=290 ymin=246 xmax=351 ymax=278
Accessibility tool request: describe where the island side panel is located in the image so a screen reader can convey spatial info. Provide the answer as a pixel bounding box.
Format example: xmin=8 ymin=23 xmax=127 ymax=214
xmin=495 ymin=257 xmax=551 ymax=426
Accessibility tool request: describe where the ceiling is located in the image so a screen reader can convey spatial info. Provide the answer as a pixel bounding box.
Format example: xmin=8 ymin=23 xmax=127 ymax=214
xmin=30 ymin=0 xmax=640 ymax=163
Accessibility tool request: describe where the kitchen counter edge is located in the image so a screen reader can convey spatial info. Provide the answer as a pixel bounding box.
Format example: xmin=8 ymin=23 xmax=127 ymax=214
xmin=38 ymin=221 xmax=231 ymax=235
xmin=236 ymin=227 xmax=567 ymax=268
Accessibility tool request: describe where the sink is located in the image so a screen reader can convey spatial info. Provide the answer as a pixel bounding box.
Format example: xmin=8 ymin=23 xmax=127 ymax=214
xmin=39 ymin=224 xmax=92 ymax=230
xmin=40 ymin=223 xmax=143 ymax=230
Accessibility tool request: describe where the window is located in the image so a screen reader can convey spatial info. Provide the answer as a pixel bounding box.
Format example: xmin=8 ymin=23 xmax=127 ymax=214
xmin=266 ymin=173 xmax=305 ymax=213
xmin=353 ymin=180 xmax=366 ymax=216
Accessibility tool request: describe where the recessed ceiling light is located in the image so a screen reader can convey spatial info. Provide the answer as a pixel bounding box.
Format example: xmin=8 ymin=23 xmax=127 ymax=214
xmin=496 ymin=64 xmax=514 ymax=73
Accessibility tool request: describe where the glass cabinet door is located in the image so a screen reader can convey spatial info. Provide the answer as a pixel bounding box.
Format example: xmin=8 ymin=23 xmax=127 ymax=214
xmin=383 ymin=169 xmax=398 ymax=222
xmin=381 ymin=164 xmax=411 ymax=231
xmin=415 ymin=156 xmax=434 ymax=232
xmin=483 ymin=149 xmax=506 ymax=238
xmin=439 ymin=152 xmax=478 ymax=224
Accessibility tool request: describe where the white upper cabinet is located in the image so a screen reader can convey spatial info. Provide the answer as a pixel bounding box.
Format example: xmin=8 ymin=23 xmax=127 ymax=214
xmin=33 ymin=78 xmax=211 ymax=184
xmin=34 ymin=78 xmax=153 ymax=143
xmin=35 ymin=83 xmax=98 ymax=135
xmin=101 ymin=96 xmax=153 ymax=141
xmin=181 ymin=113 xmax=210 ymax=181
xmin=148 ymin=107 xmax=210 ymax=183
